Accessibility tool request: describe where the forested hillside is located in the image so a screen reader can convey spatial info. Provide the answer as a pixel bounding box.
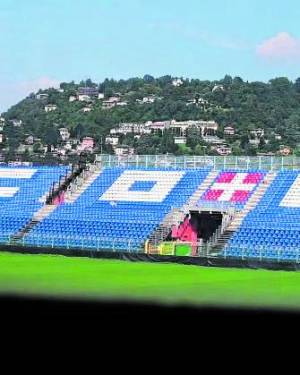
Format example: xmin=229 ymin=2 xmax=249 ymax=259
xmin=2 ymin=74 xmax=300 ymax=162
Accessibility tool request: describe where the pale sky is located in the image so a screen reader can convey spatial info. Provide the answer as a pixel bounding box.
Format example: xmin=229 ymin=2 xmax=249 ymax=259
xmin=1 ymin=0 xmax=300 ymax=112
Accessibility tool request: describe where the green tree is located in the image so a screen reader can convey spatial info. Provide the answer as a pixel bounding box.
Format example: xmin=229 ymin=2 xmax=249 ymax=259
xmin=44 ymin=127 xmax=60 ymax=145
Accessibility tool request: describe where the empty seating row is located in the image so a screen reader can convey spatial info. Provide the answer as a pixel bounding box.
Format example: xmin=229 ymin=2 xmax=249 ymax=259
xmin=198 ymin=170 xmax=266 ymax=209
xmin=0 ymin=166 xmax=69 ymax=243
xmin=224 ymin=171 xmax=300 ymax=261
xmin=25 ymin=167 xmax=211 ymax=252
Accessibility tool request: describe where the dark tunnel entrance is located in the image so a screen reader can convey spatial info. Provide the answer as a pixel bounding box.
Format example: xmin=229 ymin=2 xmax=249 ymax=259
xmin=189 ymin=211 xmax=223 ymax=242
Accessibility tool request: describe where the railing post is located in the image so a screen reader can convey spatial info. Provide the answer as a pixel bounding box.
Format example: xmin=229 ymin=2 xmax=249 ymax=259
xmin=271 ymin=157 xmax=273 ymax=171
xmin=259 ymin=246 xmax=262 ymax=262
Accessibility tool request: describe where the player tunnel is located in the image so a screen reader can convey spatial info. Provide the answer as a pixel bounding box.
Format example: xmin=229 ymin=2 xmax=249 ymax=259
xmin=190 ymin=211 xmax=223 ymax=242
xmin=169 ymin=210 xmax=224 ymax=243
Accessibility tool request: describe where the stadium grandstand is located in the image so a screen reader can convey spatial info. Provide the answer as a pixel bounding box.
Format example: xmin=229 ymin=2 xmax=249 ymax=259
xmin=2 ymin=154 xmax=300 ymax=268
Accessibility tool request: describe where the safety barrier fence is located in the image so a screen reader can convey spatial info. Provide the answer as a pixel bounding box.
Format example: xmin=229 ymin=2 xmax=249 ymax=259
xmin=3 ymin=233 xmax=300 ymax=263
xmin=222 ymin=244 xmax=300 ymax=262
xmin=95 ymin=154 xmax=300 ymax=171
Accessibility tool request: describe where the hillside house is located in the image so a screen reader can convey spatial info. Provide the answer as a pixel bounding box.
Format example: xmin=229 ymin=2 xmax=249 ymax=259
xmin=82 ymin=106 xmax=92 ymax=113
xmin=59 ymin=128 xmax=70 ymax=141
xmin=114 ymin=145 xmax=135 ymax=156
xmin=212 ymin=85 xmax=224 ymax=93
xmin=215 ymin=145 xmax=232 ymax=156
xmin=78 ymin=87 xmax=98 ymax=98
xmin=202 ymin=135 xmax=224 ymax=145
xmin=148 ymin=121 xmax=171 ymax=132
xmin=64 ymin=141 xmax=73 ymax=151
xmin=172 ymin=78 xmax=183 ymax=87
xmin=250 ymin=128 xmax=264 ymax=138
xmin=105 ymin=136 xmax=119 ymax=146
xmin=116 ymin=101 xmax=128 ymax=107
xmin=11 ymin=119 xmax=23 ymax=127
xmin=142 ymin=95 xmax=156 ymax=104
xmin=186 ymin=97 xmax=209 ymax=107
xmin=102 ymin=96 xmax=121 ymax=109
xmin=224 ymin=126 xmax=235 ymax=136
xmin=25 ymin=135 xmax=34 ymax=145
xmin=170 ymin=120 xmax=218 ymax=136
xmin=17 ymin=144 xmax=34 ymax=154
xmin=36 ymin=93 xmax=49 ymax=100
xmin=249 ymin=138 xmax=260 ymax=147
xmin=78 ymin=94 xmax=92 ymax=102
xmin=45 ymin=104 xmax=57 ymax=112
xmin=174 ymin=136 xmax=187 ymax=145
xmin=78 ymin=137 xmax=95 ymax=152
xmin=279 ymin=145 xmax=292 ymax=156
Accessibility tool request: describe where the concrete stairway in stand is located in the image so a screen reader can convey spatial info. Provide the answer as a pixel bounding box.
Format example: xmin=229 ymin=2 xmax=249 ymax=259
xmin=147 ymin=208 xmax=186 ymax=253
xmin=209 ymin=171 xmax=277 ymax=256
xmin=187 ymin=170 xmax=219 ymax=207
xmin=146 ymin=170 xmax=219 ymax=253
xmin=64 ymin=168 xmax=102 ymax=204
xmin=10 ymin=204 xmax=57 ymax=244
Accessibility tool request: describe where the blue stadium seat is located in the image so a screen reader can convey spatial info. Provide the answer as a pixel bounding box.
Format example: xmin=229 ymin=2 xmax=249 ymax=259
xmin=223 ymin=171 xmax=300 ymax=261
xmin=25 ymin=166 xmax=211 ymax=252
xmin=0 ymin=165 xmax=69 ymax=243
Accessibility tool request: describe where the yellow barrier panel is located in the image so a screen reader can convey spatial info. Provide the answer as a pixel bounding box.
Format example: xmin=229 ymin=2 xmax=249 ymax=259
xmin=159 ymin=242 xmax=176 ymax=255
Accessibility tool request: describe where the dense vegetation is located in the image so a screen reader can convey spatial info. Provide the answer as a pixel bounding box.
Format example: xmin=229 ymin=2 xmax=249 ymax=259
xmin=2 ymin=75 xmax=300 ymax=161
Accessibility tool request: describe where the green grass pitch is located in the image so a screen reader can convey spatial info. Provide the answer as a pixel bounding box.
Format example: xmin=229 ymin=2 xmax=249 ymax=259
xmin=1 ymin=251 xmax=300 ymax=311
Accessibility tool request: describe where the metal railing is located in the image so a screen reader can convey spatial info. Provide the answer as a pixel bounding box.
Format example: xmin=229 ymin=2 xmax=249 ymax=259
xmin=222 ymin=244 xmax=300 ymax=263
xmin=2 ymin=233 xmax=300 ymax=263
xmin=5 ymin=234 xmax=143 ymax=253
xmin=204 ymin=211 xmax=236 ymax=248
xmin=95 ymin=154 xmax=300 ymax=171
